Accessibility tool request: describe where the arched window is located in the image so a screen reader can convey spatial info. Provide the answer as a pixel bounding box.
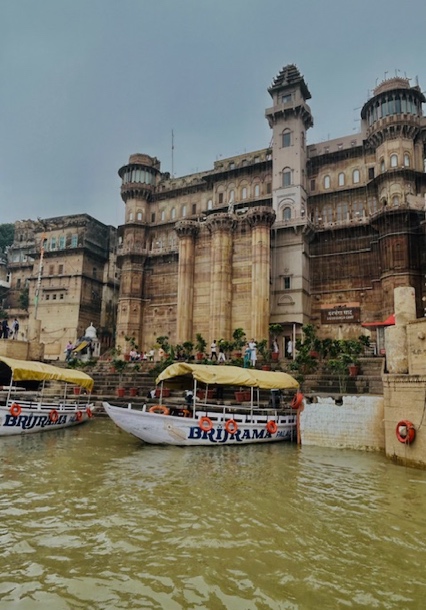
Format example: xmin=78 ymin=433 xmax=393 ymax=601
xmin=160 ymin=210 xmax=165 ymax=221
xmin=352 ymin=169 xmax=360 ymax=184
xmin=392 ymin=195 xmax=400 ymax=207
xmin=336 ymin=202 xmax=348 ymax=222
xmin=338 ymin=172 xmax=345 ymax=186
xmin=380 ymin=159 xmax=385 ymax=173
xmin=171 ymin=207 xmax=176 ymax=219
xmin=323 ymin=204 xmax=333 ymax=223
xmin=129 ymin=212 xmax=133 ymax=221
xmin=352 ymin=200 xmax=363 ymax=218
xmin=137 ymin=211 xmax=142 ymax=221
xmin=324 ymin=175 xmax=331 ymax=189
xmin=182 ymin=205 xmax=187 ymax=218
xmin=254 ymin=184 xmax=260 ymax=197
xmin=282 ymin=129 xmax=291 ymax=148
xmin=242 ymin=187 xmax=247 ymax=199
xmin=283 ymin=168 xmax=292 ymax=187
xmin=207 ymin=199 xmax=213 ymax=210
xmin=229 ymin=189 xmax=235 ymax=203
xmin=283 ymin=207 xmax=292 ymax=221
xmin=404 ymin=153 xmax=410 ymax=167
xmin=390 ymin=154 xmax=398 ymax=168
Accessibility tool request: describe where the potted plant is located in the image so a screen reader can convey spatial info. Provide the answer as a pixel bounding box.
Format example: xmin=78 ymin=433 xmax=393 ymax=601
xmin=182 ymin=341 xmax=194 ymax=361
xmin=129 ymin=363 xmax=140 ymax=396
xmin=112 ymin=357 xmax=129 ymax=397
xmin=257 ymin=338 xmax=272 ymax=370
xmin=195 ymin=333 xmax=207 ymax=360
xmin=232 ymin=328 xmax=246 ymax=358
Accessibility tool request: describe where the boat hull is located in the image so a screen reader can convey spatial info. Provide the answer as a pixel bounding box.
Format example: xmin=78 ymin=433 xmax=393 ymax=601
xmin=0 ymin=403 xmax=94 ymax=437
xmin=103 ymin=403 xmax=297 ymax=446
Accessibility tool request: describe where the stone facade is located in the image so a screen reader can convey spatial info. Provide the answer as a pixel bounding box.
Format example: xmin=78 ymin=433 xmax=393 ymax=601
xmin=115 ymin=65 xmax=426 ymax=356
xmin=5 ymin=215 xmax=118 ymax=360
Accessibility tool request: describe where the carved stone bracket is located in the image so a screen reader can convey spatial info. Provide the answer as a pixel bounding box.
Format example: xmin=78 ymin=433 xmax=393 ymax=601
xmin=174 ymin=220 xmax=200 ymax=239
xmin=205 ymin=213 xmax=236 ymax=234
xmin=246 ymin=206 xmax=276 ymax=229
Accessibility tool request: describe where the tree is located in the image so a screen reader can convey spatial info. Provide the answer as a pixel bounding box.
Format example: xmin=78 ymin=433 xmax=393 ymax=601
xmin=19 ymin=286 xmax=29 ymax=311
xmin=0 ymin=224 xmax=14 ymax=254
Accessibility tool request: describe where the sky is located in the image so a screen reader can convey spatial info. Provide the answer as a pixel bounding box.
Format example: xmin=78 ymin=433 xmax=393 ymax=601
xmin=1 ymin=0 xmax=426 ymax=228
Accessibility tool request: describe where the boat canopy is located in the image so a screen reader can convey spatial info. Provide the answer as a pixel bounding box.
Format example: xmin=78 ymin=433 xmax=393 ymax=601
xmin=156 ymin=363 xmax=299 ymax=391
xmin=0 ymin=356 xmax=94 ymax=391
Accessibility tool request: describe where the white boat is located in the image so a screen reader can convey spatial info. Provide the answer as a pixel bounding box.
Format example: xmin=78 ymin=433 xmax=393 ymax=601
xmin=103 ymin=363 xmax=303 ymax=446
xmin=0 ymin=356 xmax=95 ymax=436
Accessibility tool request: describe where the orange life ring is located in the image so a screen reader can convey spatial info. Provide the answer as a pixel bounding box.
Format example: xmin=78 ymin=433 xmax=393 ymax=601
xmin=266 ymin=420 xmax=278 ymax=434
xmin=199 ymin=416 xmax=213 ymax=431
xmin=396 ymin=420 xmax=416 ymax=444
xmin=75 ymin=410 xmax=83 ymax=422
xmin=49 ymin=409 xmax=59 ymax=423
xmin=86 ymin=407 xmax=94 ymax=418
xmin=290 ymin=392 xmax=304 ymax=409
xmin=149 ymin=405 xmax=170 ymax=415
xmin=9 ymin=402 xmax=22 ymax=417
xmin=225 ymin=419 xmax=238 ymax=435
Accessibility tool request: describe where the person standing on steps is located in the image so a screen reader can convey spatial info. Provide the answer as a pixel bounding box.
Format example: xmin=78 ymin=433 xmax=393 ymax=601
xmin=210 ymin=340 xmax=218 ymax=361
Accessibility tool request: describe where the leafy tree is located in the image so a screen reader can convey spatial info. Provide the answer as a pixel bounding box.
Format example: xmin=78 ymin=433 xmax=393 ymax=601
xmin=19 ymin=286 xmax=29 ymax=311
xmin=0 ymin=224 xmax=14 ymax=254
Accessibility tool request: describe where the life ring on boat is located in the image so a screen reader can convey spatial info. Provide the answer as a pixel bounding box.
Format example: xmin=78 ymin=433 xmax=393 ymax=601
xmin=396 ymin=420 xmax=416 ymax=444
xmin=75 ymin=410 xmax=83 ymax=422
xmin=199 ymin=416 xmax=213 ymax=432
xmin=49 ymin=409 xmax=59 ymax=423
xmin=290 ymin=392 xmax=304 ymax=409
xmin=9 ymin=403 xmax=22 ymax=417
xmin=86 ymin=407 xmax=93 ymax=418
xmin=149 ymin=405 xmax=170 ymax=415
xmin=225 ymin=419 xmax=238 ymax=435
xmin=266 ymin=420 xmax=278 ymax=434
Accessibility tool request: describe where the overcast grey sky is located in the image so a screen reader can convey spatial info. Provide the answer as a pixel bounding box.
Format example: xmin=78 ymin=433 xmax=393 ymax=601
xmin=1 ymin=0 xmax=426 ymax=228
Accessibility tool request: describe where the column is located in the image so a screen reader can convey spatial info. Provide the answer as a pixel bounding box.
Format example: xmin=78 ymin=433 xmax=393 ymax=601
xmin=175 ymin=220 xmax=199 ymax=343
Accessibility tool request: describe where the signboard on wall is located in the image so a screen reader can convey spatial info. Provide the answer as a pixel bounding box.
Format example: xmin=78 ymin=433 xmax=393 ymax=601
xmin=321 ymin=304 xmax=360 ymax=324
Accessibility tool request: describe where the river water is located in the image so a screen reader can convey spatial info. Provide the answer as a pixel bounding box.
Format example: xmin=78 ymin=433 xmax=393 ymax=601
xmin=1 ymin=418 xmax=425 ymax=610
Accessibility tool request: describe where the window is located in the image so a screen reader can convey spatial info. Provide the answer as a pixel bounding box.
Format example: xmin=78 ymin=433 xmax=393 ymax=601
xmin=353 ymin=169 xmax=360 ymax=184
xmin=50 ymin=237 xmax=57 ymax=250
xmin=323 ymin=204 xmax=333 ymax=223
xmin=392 ymin=195 xmax=400 ymax=207
xmin=338 ymin=172 xmax=345 ymax=186
xmin=207 ymin=198 xmax=213 ymax=209
xmin=59 ymin=236 xmax=65 ymax=249
xmin=390 ymin=154 xmax=398 ymax=168
xmin=368 ymin=167 xmax=375 ymax=180
xmin=282 ymin=130 xmax=291 ymax=147
xmin=242 ymin=187 xmax=247 ymax=200
xmin=45 ymin=294 xmax=50 ymax=301
xmin=192 ymin=203 xmax=197 ymax=215
xmin=266 ymin=182 xmax=272 ymax=194
xmin=310 ymin=179 xmax=316 ymax=191
xmin=404 ymin=153 xmax=410 ymax=167
xmin=336 ymin=202 xmax=348 ymax=222
xmin=254 ymin=184 xmax=260 ymax=197
xmin=283 ymin=207 xmax=292 ymax=221
xmin=283 ymin=168 xmax=292 ymax=187
xmin=283 ymin=276 xmax=291 ymax=290
xmin=380 ymin=159 xmax=385 ymax=173
xmin=49 ymin=265 xmax=54 ymax=275
xmin=58 ymin=264 xmax=63 ymax=274
xmin=60 ymin=293 xmax=64 ymax=300
xmin=160 ymin=210 xmax=165 ymax=221
xmin=93 ymin=267 xmax=97 ymax=278
xmin=229 ymin=190 xmax=235 ymax=203
xmin=182 ymin=205 xmax=187 ymax=217
xmin=218 ymin=193 xmax=224 ymax=204
xmin=16 ymin=278 xmax=21 ymax=288
xmin=324 ymin=175 xmax=331 ymax=189
xmin=71 ymin=234 xmax=78 ymax=248
xmin=171 ymin=207 xmax=176 ymax=219
xmin=229 ymin=162 xmax=235 ymax=170
xmin=282 ymin=94 xmax=291 ymax=104
xmin=254 ymin=156 xmax=260 ymax=163
xmin=151 ymin=212 xmax=156 ymax=222
xmin=52 ymin=294 xmax=57 ymax=300
xmin=129 ymin=212 xmax=133 ymax=221
xmin=137 ymin=211 xmax=142 ymax=220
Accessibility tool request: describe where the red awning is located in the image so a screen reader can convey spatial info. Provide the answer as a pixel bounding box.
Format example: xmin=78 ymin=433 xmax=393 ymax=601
xmin=361 ymin=313 xmax=395 ymax=328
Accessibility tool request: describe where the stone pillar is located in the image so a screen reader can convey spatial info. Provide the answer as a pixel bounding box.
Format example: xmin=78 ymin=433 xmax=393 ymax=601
xmin=116 ymin=250 xmax=146 ymax=353
xmin=385 ymin=286 xmax=416 ymax=374
xmin=206 ymin=214 xmax=235 ymax=340
xmin=175 ymin=220 xmax=199 ymax=343
xmin=246 ymin=207 xmax=276 ymax=341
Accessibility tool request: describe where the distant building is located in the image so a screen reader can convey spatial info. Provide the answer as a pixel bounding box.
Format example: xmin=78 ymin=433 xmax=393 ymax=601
xmin=5 ymin=214 xmax=119 ymax=359
xmin=114 ymin=65 xmax=426 ymax=355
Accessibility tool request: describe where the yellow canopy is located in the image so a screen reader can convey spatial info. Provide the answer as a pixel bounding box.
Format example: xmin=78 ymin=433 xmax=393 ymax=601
xmin=0 ymin=356 xmax=94 ymax=391
xmin=156 ymin=363 xmax=298 ymax=390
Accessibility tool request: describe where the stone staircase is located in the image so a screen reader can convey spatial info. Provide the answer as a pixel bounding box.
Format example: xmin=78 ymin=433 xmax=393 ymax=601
xmin=297 ymin=357 xmax=385 ymax=396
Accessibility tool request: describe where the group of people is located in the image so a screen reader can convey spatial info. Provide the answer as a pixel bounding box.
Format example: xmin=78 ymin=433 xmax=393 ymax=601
xmin=209 ymin=340 xmax=226 ymax=362
xmin=0 ymin=318 xmax=19 ymax=340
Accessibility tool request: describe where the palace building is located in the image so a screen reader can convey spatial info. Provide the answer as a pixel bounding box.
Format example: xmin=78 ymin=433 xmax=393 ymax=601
xmin=115 ymin=64 xmax=426 ymax=355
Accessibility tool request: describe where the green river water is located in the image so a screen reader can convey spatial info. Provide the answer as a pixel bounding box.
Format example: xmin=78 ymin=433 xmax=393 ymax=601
xmin=0 ymin=418 xmax=425 ymax=610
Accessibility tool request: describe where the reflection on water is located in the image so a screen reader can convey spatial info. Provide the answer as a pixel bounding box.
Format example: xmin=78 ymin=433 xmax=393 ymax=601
xmin=1 ymin=419 xmax=426 ymax=609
